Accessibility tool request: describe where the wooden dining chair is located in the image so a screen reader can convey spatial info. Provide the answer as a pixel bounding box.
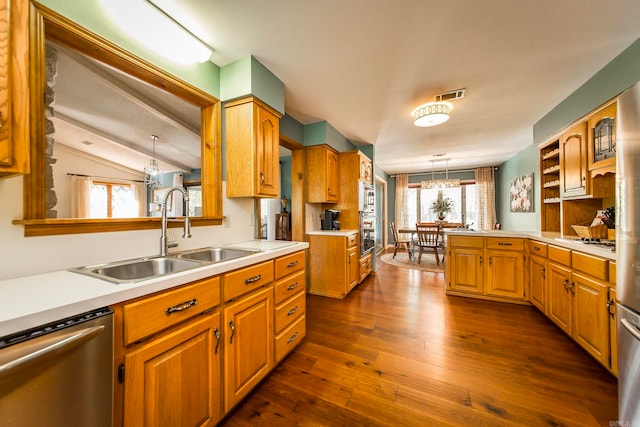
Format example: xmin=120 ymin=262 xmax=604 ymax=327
xmin=390 ymin=221 xmax=413 ymax=260
xmin=415 ymin=224 xmax=442 ymax=265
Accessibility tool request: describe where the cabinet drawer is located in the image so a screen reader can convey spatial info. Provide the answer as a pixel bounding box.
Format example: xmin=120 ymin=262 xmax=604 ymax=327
xmin=548 ymin=245 xmax=571 ymax=266
xmin=223 ymin=261 xmax=274 ymax=302
xmin=274 ymin=270 xmax=305 ymax=305
xmin=275 ymin=292 xmax=306 ymax=333
xmin=486 ymin=237 xmax=524 ymax=251
xmin=529 ymin=240 xmax=548 ymax=257
xmin=572 ymin=251 xmax=608 ymax=281
xmin=609 ymin=261 xmax=617 ymax=286
xmin=275 ymin=251 xmax=305 ymax=280
xmin=123 ymin=276 xmax=220 ymax=345
xmin=347 ymin=233 xmax=358 ymax=248
xmin=449 ymin=235 xmax=484 ymax=248
xmin=275 ymin=315 xmax=306 ymax=362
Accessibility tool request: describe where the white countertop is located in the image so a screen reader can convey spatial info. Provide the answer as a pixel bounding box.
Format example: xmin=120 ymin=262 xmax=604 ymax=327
xmin=444 ymin=229 xmax=616 ymax=261
xmin=306 ymin=229 xmax=358 ymax=236
xmin=0 ymin=240 xmax=308 ymax=337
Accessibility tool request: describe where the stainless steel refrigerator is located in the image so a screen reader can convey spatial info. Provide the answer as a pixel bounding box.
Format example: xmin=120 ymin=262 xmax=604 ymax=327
xmin=617 ymin=80 xmax=640 ymax=424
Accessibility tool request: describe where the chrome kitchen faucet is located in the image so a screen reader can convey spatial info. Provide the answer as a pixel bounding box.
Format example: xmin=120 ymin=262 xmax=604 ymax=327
xmin=160 ymin=186 xmax=192 ymax=256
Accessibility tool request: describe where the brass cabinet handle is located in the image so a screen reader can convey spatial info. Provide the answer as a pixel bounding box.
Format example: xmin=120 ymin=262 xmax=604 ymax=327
xmin=541 ymin=267 xmax=546 ymax=278
xmin=260 ymin=172 xmax=265 ymax=185
xmin=489 ymin=257 xmax=492 ymax=267
xmin=228 ymin=320 xmax=235 ymax=344
xmin=498 ymin=242 xmax=512 ymax=246
xmin=214 ymin=327 xmax=221 ymax=354
xmin=245 ymin=274 xmax=262 ymax=285
xmin=479 ymin=256 xmax=483 ymax=265
xmin=534 ymin=246 xmax=540 ymax=251
xmin=287 ymin=306 xmax=298 ymax=316
xmin=287 ymin=260 xmax=298 ymax=268
xmin=165 ymin=298 xmax=197 ymax=316
xmin=563 ymin=279 xmax=570 ymax=291
xmin=569 ymin=282 xmax=575 ymax=295
xmin=287 ymin=282 xmax=299 ymax=291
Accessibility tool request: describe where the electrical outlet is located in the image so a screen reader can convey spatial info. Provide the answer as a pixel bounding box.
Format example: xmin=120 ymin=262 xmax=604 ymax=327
xmin=223 ymin=216 xmax=230 ymax=228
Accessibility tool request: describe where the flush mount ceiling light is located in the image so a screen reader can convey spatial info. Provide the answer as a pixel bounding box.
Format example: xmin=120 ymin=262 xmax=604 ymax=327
xmin=101 ymin=0 xmax=213 ymax=64
xmin=144 ymin=135 xmax=162 ymax=176
xmin=412 ymin=88 xmax=465 ymax=127
xmin=412 ymin=102 xmax=453 ymax=127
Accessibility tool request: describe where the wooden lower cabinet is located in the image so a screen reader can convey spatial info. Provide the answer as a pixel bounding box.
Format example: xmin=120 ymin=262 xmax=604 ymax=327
xmin=359 ymin=252 xmax=373 ymax=283
xmin=448 ymin=247 xmax=484 ymax=293
xmin=113 ymin=250 xmax=307 ymax=426
xmin=124 ymin=313 xmax=221 ymax=427
xmin=547 ymin=262 xmax=573 ymax=335
xmin=446 ymin=236 xmax=525 ymax=302
xmin=485 ymin=249 xmax=525 ymax=299
xmin=308 ymin=232 xmax=361 ymax=299
xmin=529 ymin=254 xmax=547 ymax=312
xmin=572 ymin=272 xmax=609 ymax=366
xmin=223 ymin=286 xmax=273 ymax=413
xmin=609 ymin=287 xmax=618 ymax=376
xmin=547 ymin=261 xmax=611 ymax=367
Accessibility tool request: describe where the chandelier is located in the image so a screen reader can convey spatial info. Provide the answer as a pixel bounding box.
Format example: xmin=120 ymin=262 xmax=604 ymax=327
xmin=421 ymin=157 xmax=460 ymax=189
xmin=144 ymin=134 xmax=162 ymax=177
xmin=411 ymin=101 xmax=453 ymax=127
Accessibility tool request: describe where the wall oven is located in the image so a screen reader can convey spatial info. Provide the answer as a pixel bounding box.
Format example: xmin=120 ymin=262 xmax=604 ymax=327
xmin=360 ymin=213 xmax=375 ymax=256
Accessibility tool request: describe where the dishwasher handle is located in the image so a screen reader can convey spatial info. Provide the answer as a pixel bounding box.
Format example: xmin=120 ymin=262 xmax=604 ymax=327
xmin=0 ymin=325 xmax=105 ymax=381
xmin=621 ymin=318 xmax=640 ymax=341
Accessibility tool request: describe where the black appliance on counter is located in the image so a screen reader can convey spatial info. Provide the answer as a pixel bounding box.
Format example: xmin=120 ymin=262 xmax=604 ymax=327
xmin=321 ymin=209 xmax=340 ymax=230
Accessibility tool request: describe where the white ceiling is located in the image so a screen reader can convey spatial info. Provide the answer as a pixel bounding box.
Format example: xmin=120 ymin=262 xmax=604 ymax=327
xmin=148 ymin=0 xmax=640 ymax=175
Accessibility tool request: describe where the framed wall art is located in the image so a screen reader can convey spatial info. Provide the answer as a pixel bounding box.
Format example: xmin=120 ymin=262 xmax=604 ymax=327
xmin=510 ymin=173 xmax=534 ymax=212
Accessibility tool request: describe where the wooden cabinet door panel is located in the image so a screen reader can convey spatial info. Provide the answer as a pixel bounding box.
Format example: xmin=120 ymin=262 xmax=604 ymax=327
xmin=326 ymin=149 xmax=339 ymax=201
xmin=347 ymin=246 xmax=359 ymax=292
xmin=486 ymin=250 xmax=524 ymax=299
xmin=572 ymin=272 xmax=609 ymax=366
xmin=124 ymin=313 xmax=220 ymax=427
xmin=529 ymin=255 xmax=547 ymax=312
xmin=561 ymin=122 xmax=588 ymax=198
xmin=256 ymin=104 xmax=279 ymax=196
xmin=449 ymin=248 xmax=483 ymax=293
xmin=547 ymin=263 xmax=572 ymax=335
xmin=223 ymin=287 xmax=273 ymax=413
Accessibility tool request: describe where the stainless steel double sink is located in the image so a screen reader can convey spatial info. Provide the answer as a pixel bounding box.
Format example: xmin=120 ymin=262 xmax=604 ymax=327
xmin=69 ymin=247 xmax=259 ymax=284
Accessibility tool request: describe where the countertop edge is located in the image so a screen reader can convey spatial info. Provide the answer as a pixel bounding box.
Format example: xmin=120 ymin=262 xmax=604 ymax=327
xmin=444 ymin=229 xmax=616 ymax=260
xmin=0 ymin=241 xmax=309 ymax=337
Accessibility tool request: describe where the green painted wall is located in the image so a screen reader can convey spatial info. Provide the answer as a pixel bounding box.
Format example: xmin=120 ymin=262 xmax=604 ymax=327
xmin=220 ymin=56 xmax=285 ymax=114
xmin=302 ymin=121 xmax=356 ymax=152
xmin=280 ymin=114 xmax=304 ymax=142
xmin=496 ymin=144 xmax=539 ymax=231
xmin=280 ymin=156 xmax=292 ymax=202
xmin=39 ymin=0 xmax=220 ymax=97
xmin=534 ymin=37 xmax=640 ymax=144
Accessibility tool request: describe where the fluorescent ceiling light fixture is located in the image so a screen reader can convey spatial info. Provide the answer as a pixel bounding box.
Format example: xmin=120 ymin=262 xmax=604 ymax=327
xmin=101 ymin=0 xmax=212 ymax=65
xmin=411 ymin=101 xmax=453 ymax=127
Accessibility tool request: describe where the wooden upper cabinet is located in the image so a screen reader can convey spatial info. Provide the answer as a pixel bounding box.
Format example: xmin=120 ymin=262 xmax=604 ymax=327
xmin=225 ymin=96 xmax=281 ymax=198
xmin=0 ymin=0 xmax=29 ymax=178
xmin=587 ymin=101 xmax=616 ymax=173
xmin=560 ymin=121 xmax=588 ymax=198
xmin=359 ymin=152 xmax=372 ymax=183
xmin=306 ymin=144 xmax=339 ymax=203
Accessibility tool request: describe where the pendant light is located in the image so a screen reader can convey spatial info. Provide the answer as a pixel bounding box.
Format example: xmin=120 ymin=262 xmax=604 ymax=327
xmin=144 ymin=134 xmax=162 ymax=176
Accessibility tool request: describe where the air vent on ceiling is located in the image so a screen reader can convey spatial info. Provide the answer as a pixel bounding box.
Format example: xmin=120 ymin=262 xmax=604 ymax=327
xmin=435 ymin=88 xmax=465 ymax=102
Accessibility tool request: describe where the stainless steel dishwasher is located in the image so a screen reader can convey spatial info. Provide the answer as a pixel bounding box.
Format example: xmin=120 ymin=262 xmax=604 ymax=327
xmin=0 ymin=307 xmax=113 ymax=427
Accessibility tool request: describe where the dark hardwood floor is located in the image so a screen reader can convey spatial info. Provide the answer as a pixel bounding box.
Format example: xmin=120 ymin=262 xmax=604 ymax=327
xmin=219 ymin=253 xmax=618 ymax=426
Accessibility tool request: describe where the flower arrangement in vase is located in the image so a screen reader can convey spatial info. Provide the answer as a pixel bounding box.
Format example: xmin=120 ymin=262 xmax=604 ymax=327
xmin=431 ymin=190 xmax=454 ymax=221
